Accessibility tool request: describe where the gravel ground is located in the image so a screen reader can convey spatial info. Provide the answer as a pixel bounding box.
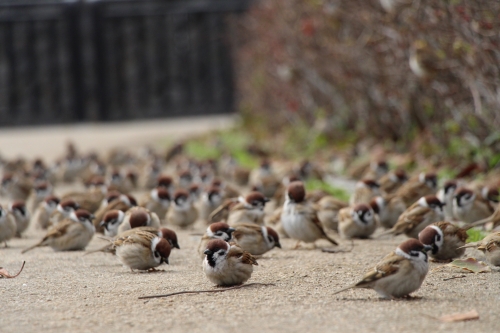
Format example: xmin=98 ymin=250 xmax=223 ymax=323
xmin=1 ymin=117 xmax=499 ymax=333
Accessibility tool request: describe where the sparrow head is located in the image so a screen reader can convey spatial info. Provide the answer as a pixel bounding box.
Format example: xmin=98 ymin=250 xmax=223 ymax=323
xmin=351 ymin=203 xmax=375 ymax=225
xmin=206 ymin=186 xmax=222 ymax=205
xmin=390 ymin=169 xmax=408 ymax=183
xmin=357 ymin=179 xmax=380 ymax=191
xmin=418 ymin=195 xmax=445 ymax=215
xmin=157 ymin=175 xmax=173 ymax=190
xmin=189 ymin=183 xmax=201 ymax=200
xmin=287 ymin=181 xmax=306 ymax=203
xmin=58 ymin=199 xmax=80 ymax=214
xmin=125 ymin=170 xmax=138 ymax=185
xmin=418 ymin=225 xmax=444 ymax=255
xmin=109 ymin=169 xmax=123 ymax=183
xmin=244 ymin=191 xmax=270 ymax=209
xmin=211 ymin=178 xmax=223 ymax=188
xmin=71 ymin=209 xmax=95 ymax=225
xmin=443 ymin=180 xmax=458 ymax=196
xmin=453 ymin=187 xmax=475 ymax=208
xmin=419 ymin=172 xmax=437 ymax=189
xmin=152 ymin=236 xmax=171 ymax=265
xmin=173 ymin=189 xmax=190 ymax=209
xmin=370 ymin=160 xmax=389 ymax=175
xmin=119 ymin=194 xmax=137 ymax=207
xmin=99 ymin=210 xmax=125 ymax=231
xmin=260 ymin=159 xmax=271 ymax=171
xmin=264 ymin=226 xmax=281 ymax=249
xmin=178 ymin=170 xmax=193 ymax=185
xmin=129 ymin=208 xmax=151 ymax=229
xmin=369 ymin=196 xmax=385 ymax=214
xmin=151 ymin=187 xmax=171 ymax=207
xmin=159 ymin=228 xmax=180 ymax=249
xmin=104 ymin=191 xmax=122 ymax=205
xmin=203 ymin=239 xmax=230 ymax=268
xmin=10 ymin=200 xmax=28 ymax=217
xmin=207 ymin=222 xmax=235 ymax=241
xmin=396 ymin=239 xmax=431 ymax=263
xmin=34 ymin=181 xmax=52 ymax=197
xmin=44 ymin=195 xmax=60 ymax=209
xmin=1 ymin=173 xmax=14 ymax=186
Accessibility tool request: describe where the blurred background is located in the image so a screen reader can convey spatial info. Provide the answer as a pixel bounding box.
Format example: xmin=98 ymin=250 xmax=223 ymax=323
xmin=1 ymin=0 xmax=500 ymax=166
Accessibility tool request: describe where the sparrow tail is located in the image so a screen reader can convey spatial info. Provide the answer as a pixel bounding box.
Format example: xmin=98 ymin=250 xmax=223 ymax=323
xmin=375 ymin=228 xmax=395 ymax=239
xmin=325 ymin=235 xmax=339 ymax=246
xmin=21 ymin=241 xmax=43 ymax=254
xmin=84 ymin=244 xmax=113 ymax=256
xmin=332 ymin=285 xmax=356 ymax=296
xmin=465 ymin=216 xmax=492 ymax=229
xmin=457 ymin=241 xmax=480 ymax=250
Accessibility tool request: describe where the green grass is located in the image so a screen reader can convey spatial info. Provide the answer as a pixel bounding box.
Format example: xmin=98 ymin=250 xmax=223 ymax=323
xmin=466 ymin=228 xmax=488 ymax=243
xmin=304 ymin=178 xmax=350 ymax=201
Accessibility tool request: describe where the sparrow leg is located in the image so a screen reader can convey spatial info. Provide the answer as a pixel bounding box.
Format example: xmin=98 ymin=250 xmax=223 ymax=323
xmin=293 ymin=241 xmax=302 ymax=250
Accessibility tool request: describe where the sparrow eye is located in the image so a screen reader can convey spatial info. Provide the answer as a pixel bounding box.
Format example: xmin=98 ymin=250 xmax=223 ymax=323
xmin=267 ymin=236 xmax=274 ymax=243
xmin=436 ymin=234 xmax=441 ymax=242
xmin=154 ymin=251 xmax=160 ymax=258
xmin=218 ymin=250 xmax=225 ymax=256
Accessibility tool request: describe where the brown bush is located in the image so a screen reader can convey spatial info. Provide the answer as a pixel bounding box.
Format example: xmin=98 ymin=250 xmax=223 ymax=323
xmin=230 ymin=0 xmax=500 ymax=157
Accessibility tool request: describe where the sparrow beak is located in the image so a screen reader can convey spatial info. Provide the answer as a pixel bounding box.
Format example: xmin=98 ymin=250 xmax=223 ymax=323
xmin=204 ymin=249 xmax=213 ymax=255
xmin=275 ymin=242 xmax=282 ymax=249
xmin=173 ymin=242 xmax=180 ymax=249
xmin=89 ymin=214 xmax=95 ymax=221
xmin=99 ymin=221 xmax=107 ymax=230
xmin=162 ymin=258 xmax=169 ymax=265
xmin=227 ymin=227 xmax=235 ymax=234
xmin=422 ymin=245 xmax=433 ymax=253
xmin=264 ymin=198 xmax=270 ymax=203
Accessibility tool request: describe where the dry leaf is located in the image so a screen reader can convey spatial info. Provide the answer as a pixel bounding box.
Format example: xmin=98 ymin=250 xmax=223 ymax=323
xmin=440 ymin=310 xmax=479 ymax=323
xmin=0 ymin=261 xmax=26 ymax=278
xmin=446 ymin=258 xmax=491 ymax=273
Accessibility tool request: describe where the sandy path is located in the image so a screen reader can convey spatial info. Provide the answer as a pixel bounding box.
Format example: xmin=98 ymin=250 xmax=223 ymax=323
xmin=1 ymin=116 xmax=499 ymax=333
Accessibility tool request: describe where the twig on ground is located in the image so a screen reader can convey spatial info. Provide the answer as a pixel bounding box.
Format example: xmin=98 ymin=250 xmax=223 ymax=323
xmin=321 ymin=240 xmax=354 ymax=253
xmin=138 ymin=282 xmax=275 ymax=299
xmin=443 ymin=275 xmax=466 ymax=281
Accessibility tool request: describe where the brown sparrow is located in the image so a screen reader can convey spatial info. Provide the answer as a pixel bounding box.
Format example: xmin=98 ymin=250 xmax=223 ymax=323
xmin=380 ymin=195 xmax=444 ymax=239
xmin=338 ymin=203 xmax=378 ymax=239
xmin=349 ymin=179 xmax=381 ymax=205
xmin=378 ymin=169 xmax=408 ymax=194
xmin=249 ymin=160 xmax=280 ymax=198
xmin=369 ymin=195 xmax=407 ymax=229
xmin=32 ymin=195 xmax=60 ymax=230
xmin=0 ymin=204 xmax=17 ymax=247
xmin=166 ymin=189 xmax=199 ymax=229
xmin=22 ymin=209 xmax=95 ymax=253
xmin=203 ymin=239 xmax=258 ymax=286
xmin=198 ymin=222 xmax=235 ymax=259
xmin=117 ymin=206 xmax=161 ymax=234
xmin=157 ymin=175 xmax=175 ymax=195
xmin=99 ymin=210 xmax=126 ymax=237
xmin=26 ymin=181 xmax=53 ymax=214
xmin=436 ymin=180 xmax=458 ymax=221
xmin=333 ymin=239 xmax=431 ymax=298
xmin=198 ymin=186 xmax=223 ymax=223
xmin=281 ymin=181 xmax=338 ymax=247
xmin=111 ymin=230 xmax=171 ymax=271
xmin=316 ymin=196 xmax=349 ymax=231
xmin=49 ymin=199 xmax=80 ymax=226
xmin=459 ymin=231 xmax=500 ymax=266
xmin=1 ymin=173 xmax=32 ymax=201
xmin=61 ymin=183 xmax=107 ymax=214
xmin=453 ymin=187 xmax=496 ymax=224
xmin=395 ymin=172 xmax=438 ymax=207
xmin=361 ymin=160 xmax=389 ymax=181
xmin=107 ymin=169 xmax=134 ymax=194
xmin=418 ymin=221 xmax=468 ymax=261
xmin=140 ymin=187 xmax=171 ymax=222
xmin=409 ymin=40 xmax=442 ymax=79
xmin=219 ymin=191 xmax=269 ymax=227
xmin=232 ymin=223 xmax=281 ymax=255
xmin=93 ymin=193 xmax=137 ymax=232
xmin=9 ymin=201 xmax=30 ymax=237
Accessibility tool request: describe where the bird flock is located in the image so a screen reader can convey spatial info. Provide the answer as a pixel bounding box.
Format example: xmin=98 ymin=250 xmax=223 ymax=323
xmin=1 ymin=141 xmax=499 ymax=299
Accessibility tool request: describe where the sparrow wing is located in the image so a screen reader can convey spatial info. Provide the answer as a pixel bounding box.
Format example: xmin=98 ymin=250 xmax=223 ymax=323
xmin=21 ymin=219 xmax=73 ymax=253
xmin=208 ymin=198 xmax=238 ymax=222
xmin=232 ymin=224 xmax=262 ymax=242
xmin=228 ymin=244 xmax=258 ymax=266
xmin=298 ymin=203 xmax=338 ymax=245
xmin=391 ymin=204 xmax=429 ymax=235
xmin=354 ymin=252 xmax=408 ymax=288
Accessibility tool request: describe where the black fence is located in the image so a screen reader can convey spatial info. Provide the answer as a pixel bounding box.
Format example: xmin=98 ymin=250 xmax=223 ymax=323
xmin=0 ymin=0 xmax=250 ymax=126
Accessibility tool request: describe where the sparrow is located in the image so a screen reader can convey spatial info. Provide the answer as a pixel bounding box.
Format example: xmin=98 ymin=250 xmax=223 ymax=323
xmin=140 ymin=187 xmax=171 ymax=222
xmin=453 ymin=187 xmax=496 ymax=224
xmin=49 ymin=199 xmax=80 ymax=226
xmin=156 ymin=175 xmax=175 ymax=195
xmin=418 ymin=221 xmax=468 ymax=261
xmin=316 ymin=195 xmax=349 ymax=231
xmin=409 ymin=39 xmax=442 ymax=79
xmin=107 ymin=169 xmax=134 ymax=194
xmin=459 ymin=231 xmax=500 ymax=266
xmin=198 ymin=186 xmax=224 ymax=223
xmin=369 ymin=195 xmax=407 ymax=229
xmin=9 ymin=201 xmax=30 ymax=237
xmin=111 ymin=230 xmax=171 ymax=271
xmin=0 ymin=204 xmax=17 ymax=247
xmin=349 ymin=179 xmax=381 ymax=205
xmin=93 ymin=193 xmax=137 ymax=232
xmin=468 ymin=203 xmax=500 ymax=229
xmin=117 ymin=206 xmax=161 ymax=234
xmin=198 ymin=222 xmax=235 ymax=259
xmin=338 ymin=203 xmax=378 ymax=239
xmin=249 ymin=159 xmax=281 ymax=198
xmin=436 ymin=180 xmax=458 ymax=221
xmin=22 ymin=209 xmax=95 ymax=253
xmin=31 ymin=195 xmax=60 ymax=230
xmin=379 ymin=195 xmax=445 ymax=239
xmin=361 ymin=160 xmax=389 ymax=181
xmin=394 ymin=172 xmax=438 ymax=207
xmin=177 ymin=169 xmax=193 ymax=189
xmin=226 ymin=192 xmax=269 ymax=227
xmin=378 ymin=169 xmax=408 ymax=194
xmin=26 ymin=181 xmax=53 ymax=214
xmin=139 ymin=162 xmax=162 ymax=189
xmin=203 ymin=239 xmax=258 ymax=286
xmin=61 ymin=180 xmax=107 ymax=214
xmin=99 ymin=210 xmax=126 ymax=237
xmin=166 ymin=189 xmax=199 ymax=229
xmin=232 ymin=223 xmax=281 ymax=256
xmin=188 ymin=183 xmax=202 ymax=202
xmin=281 ymin=181 xmax=338 ymax=247
xmin=1 ymin=173 xmax=32 ymax=201
xmin=332 ymin=239 xmax=431 ymax=298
